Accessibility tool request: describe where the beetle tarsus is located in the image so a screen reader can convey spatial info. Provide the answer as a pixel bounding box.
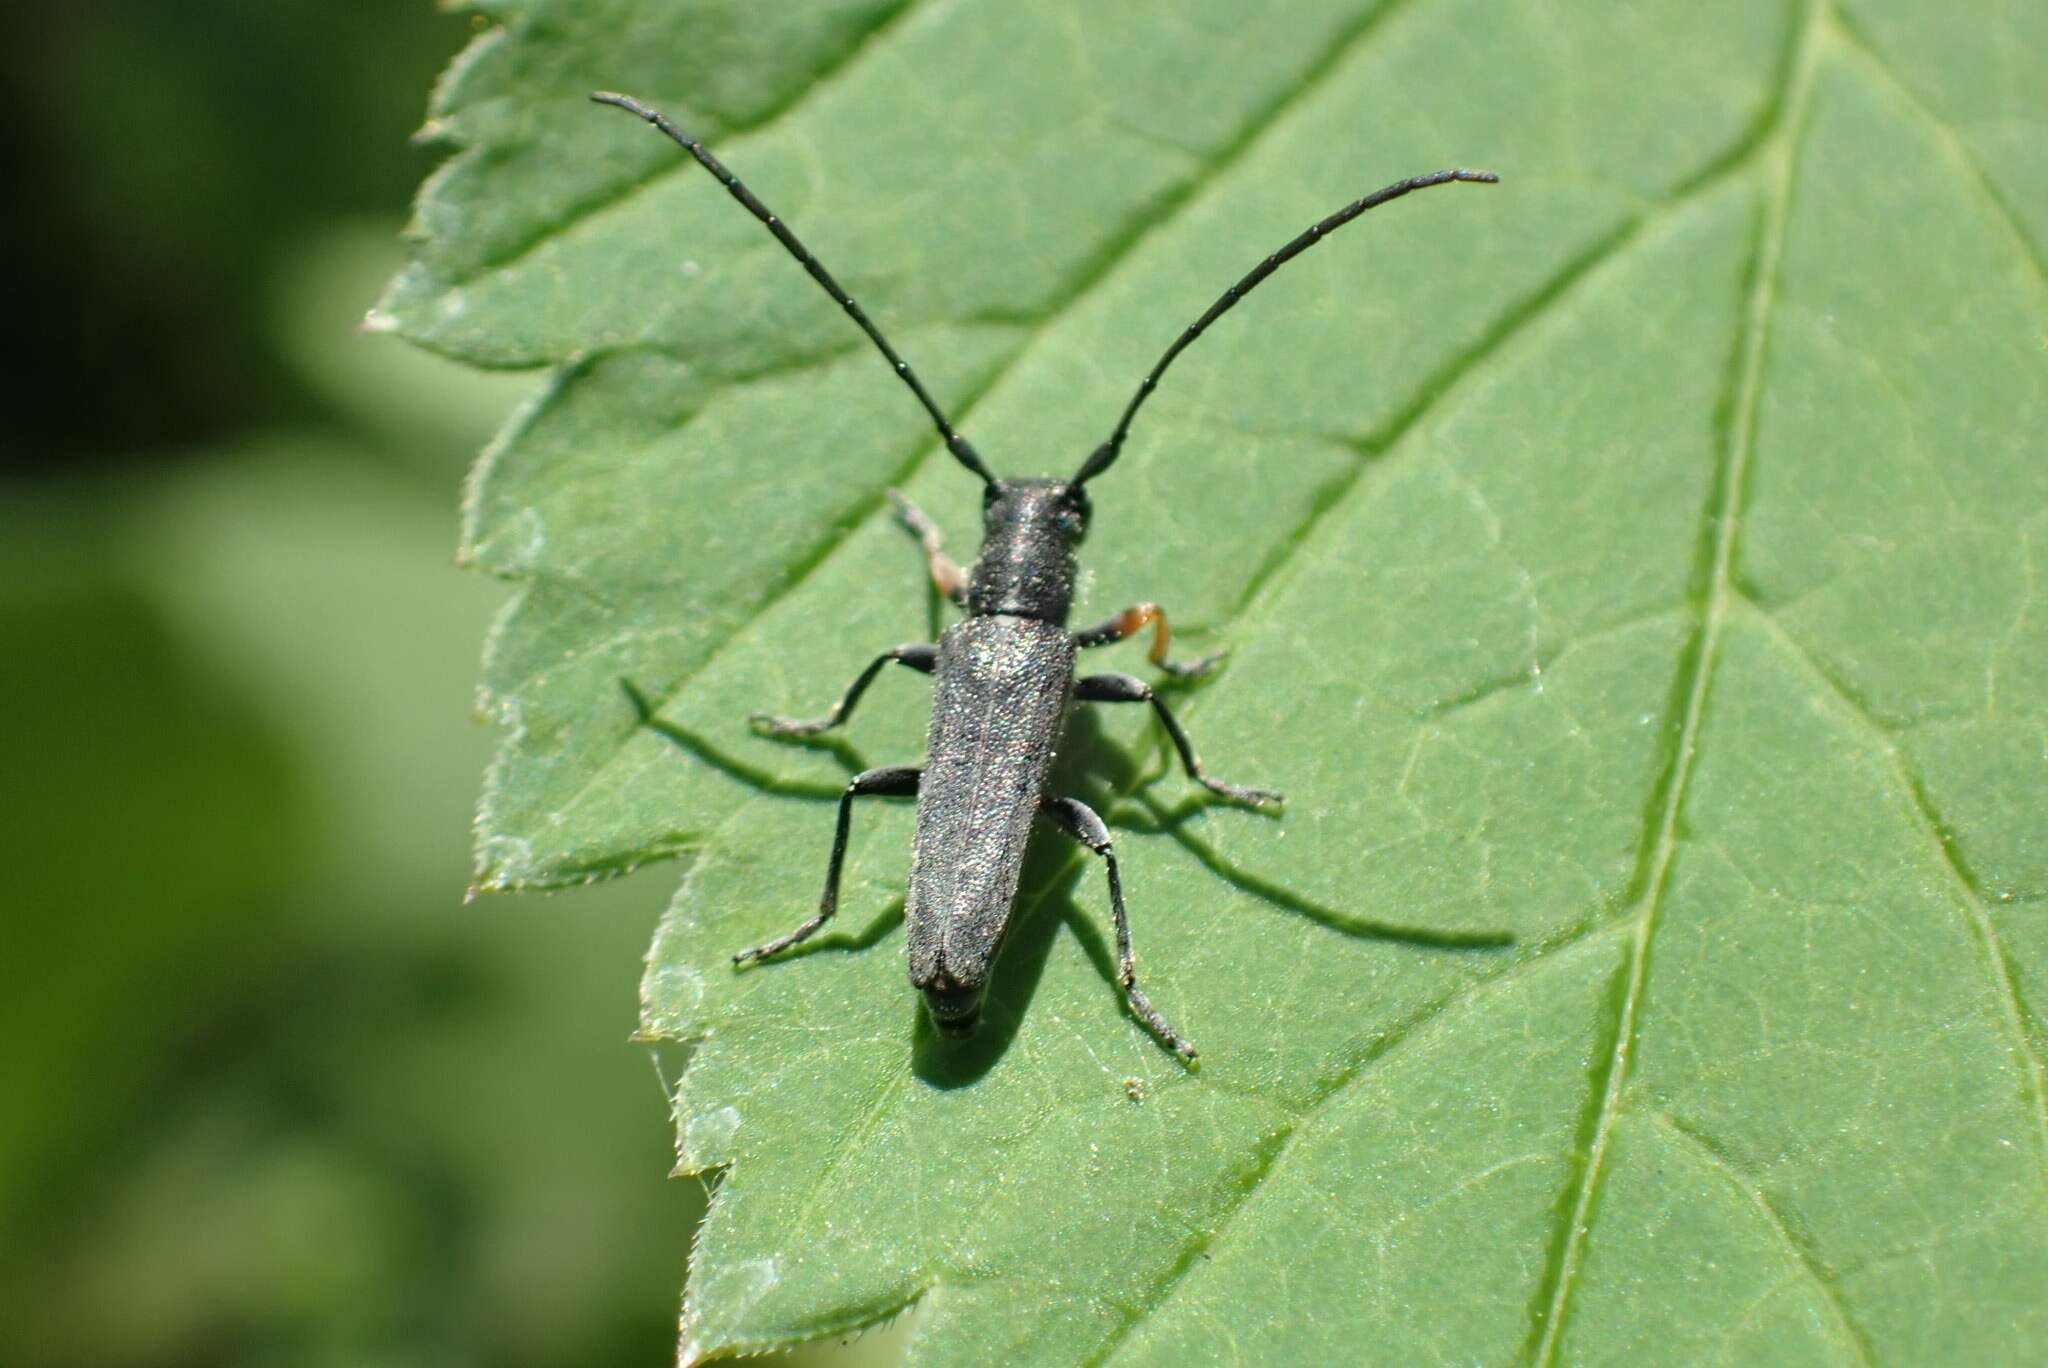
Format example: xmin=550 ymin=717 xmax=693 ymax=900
xmin=1075 ymin=671 xmax=1281 ymax=807
xmin=749 ymin=711 xmax=833 ymax=736
xmin=749 ymin=643 xmax=937 ymax=740
xmin=1073 ymin=602 xmax=1224 ymax=679
xmin=1124 ymin=979 xmax=1198 ymax=1062
xmin=1042 ymin=794 xmax=1199 ymax=1063
xmin=1199 ymin=776 xmax=1284 ymax=807
xmin=1157 ymin=648 xmax=1226 ymax=680
xmin=734 ymin=765 xmax=921 ymax=964
xmin=734 ymin=917 xmax=828 ymax=965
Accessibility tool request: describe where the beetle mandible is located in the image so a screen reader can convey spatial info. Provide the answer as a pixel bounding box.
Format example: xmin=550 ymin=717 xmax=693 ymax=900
xmin=594 ymin=91 xmax=1496 ymax=1059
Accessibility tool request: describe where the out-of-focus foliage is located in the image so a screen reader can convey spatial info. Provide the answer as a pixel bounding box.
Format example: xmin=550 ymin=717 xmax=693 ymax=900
xmin=1 ymin=1 xmax=459 ymax=468
xmin=0 ymin=5 xmax=725 ymax=1362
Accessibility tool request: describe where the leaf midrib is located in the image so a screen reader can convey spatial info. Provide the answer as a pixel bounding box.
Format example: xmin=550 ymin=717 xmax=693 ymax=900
xmin=731 ymin=24 xmax=1825 ymax=1357
xmin=409 ymin=1 xmax=2048 ymax=1360
xmin=1524 ymin=3 xmax=1826 ymax=1358
xmin=1077 ymin=103 xmax=1796 ymax=1368
xmin=1528 ymin=10 xmax=2048 ymax=1361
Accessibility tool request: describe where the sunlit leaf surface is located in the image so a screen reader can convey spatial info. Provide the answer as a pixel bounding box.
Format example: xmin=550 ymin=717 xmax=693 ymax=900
xmin=388 ymin=0 xmax=2047 ymax=1360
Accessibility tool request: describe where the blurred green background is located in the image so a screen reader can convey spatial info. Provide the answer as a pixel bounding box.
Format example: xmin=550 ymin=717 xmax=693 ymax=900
xmin=0 ymin=4 xmax=762 ymax=1363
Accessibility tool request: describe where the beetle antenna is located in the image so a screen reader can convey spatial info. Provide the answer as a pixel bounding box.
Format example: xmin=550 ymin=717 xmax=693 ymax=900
xmin=1073 ymin=167 xmax=1498 ymax=485
xmin=593 ymin=91 xmax=999 ymax=488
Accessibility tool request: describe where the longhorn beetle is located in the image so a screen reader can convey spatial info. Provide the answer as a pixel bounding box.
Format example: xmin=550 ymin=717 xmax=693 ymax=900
xmin=594 ymin=90 xmax=1496 ymax=1060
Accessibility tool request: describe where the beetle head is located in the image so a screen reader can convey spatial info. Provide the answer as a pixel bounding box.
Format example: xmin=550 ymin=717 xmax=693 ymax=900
xmin=981 ymin=478 xmax=1090 ymax=544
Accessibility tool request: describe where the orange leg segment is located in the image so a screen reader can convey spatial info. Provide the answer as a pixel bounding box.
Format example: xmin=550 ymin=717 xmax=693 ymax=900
xmin=1071 ymin=602 xmax=1224 ymax=678
xmin=887 ymin=489 xmax=968 ymax=607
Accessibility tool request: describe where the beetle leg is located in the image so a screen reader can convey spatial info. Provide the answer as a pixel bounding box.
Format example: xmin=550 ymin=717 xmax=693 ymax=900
xmin=1041 ymin=794 xmax=1196 ymax=1061
xmin=886 ymin=489 xmax=968 ymax=607
xmin=750 ymin=643 xmax=936 ymax=736
xmin=734 ymin=765 xmax=921 ymax=964
xmin=1071 ymin=602 xmax=1223 ymax=678
xmin=1075 ymin=672 xmax=1282 ymax=806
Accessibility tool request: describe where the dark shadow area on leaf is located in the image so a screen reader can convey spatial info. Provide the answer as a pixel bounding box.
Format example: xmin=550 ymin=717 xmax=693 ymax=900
xmin=621 ymin=678 xmax=861 ymax=800
xmin=911 ymin=838 xmax=1087 ymax=1088
xmin=733 ymin=900 xmax=908 ymax=966
xmin=1074 ymin=682 xmax=1283 ymax=825
xmin=741 ymin=719 xmax=876 ymax=768
xmin=1057 ymin=703 xmax=1509 ymax=951
xmin=1116 ymin=791 xmax=1516 ymax=952
xmin=633 ymin=679 xmax=1506 ymax=1081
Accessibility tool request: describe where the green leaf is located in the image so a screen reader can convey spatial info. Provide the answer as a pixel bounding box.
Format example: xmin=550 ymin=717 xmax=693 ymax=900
xmin=389 ymin=0 xmax=2048 ymax=1360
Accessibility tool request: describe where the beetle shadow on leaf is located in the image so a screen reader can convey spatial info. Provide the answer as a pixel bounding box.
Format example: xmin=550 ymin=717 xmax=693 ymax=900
xmin=752 ymin=900 xmax=909 ymax=963
xmin=1112 ymin=791 xmax=1513 ymax=952
xmin=630 ymin=677 xmax=1507 ymax=1085
xmin=911 ymin=836 xmax=1087 ymax=1089
xmin=919 ymin=575 xmax=949 ymax=643
xmin=908 ymin=710 xmax=1224 ymax=1085
xmin=620 ymin=678 xmax=865 ymax=799
xmin=1071 ymin=705 xmax=1511 ymax=952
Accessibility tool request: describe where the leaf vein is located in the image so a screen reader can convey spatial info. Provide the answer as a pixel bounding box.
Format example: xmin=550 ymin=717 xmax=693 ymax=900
xmin=1648 ymin=1110 xmax=1876 ymax=1366
xmin=1733 ymin=592 xmax=2048 ymax=1163
xmin=1039 ymin=49 xmax=1831 ymax=1360
xmin=1086 ymin=922 xmax=1629 ymax=1367
xmin=446 ymin=0 xmax=928 ymax=290
xmin=1527 ymin=4 xmax=1827 ymax=1359
xmin=1824 ymin=8 xmax=2048 ymax=285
